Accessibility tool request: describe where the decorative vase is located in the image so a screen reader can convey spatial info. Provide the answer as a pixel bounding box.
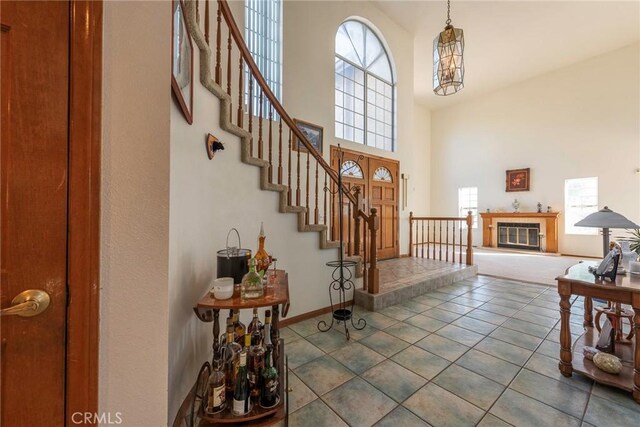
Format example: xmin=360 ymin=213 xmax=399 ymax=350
xmin=512 ymin=199 xmax=520 ymax=213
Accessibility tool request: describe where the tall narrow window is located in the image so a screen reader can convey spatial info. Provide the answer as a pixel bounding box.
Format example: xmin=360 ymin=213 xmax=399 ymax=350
xmin=565 ymin=177 xmax=598 ymax=235
xmin=458 ymin=187 xmax=478 ymax=228
xmin=245 ymin=0 xmax=283 ymax=116
xmin=335 ymin=20 xmax=395 ymax=151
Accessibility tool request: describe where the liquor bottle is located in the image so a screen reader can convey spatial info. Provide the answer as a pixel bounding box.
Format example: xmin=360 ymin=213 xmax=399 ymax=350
xmin=232 ymin=310 xmax=246 ymax=345
xmin=255 ymin=222 xmax=271 ymax=274
xmin=248 ymin=331 xmax=265 ymax=398
xmin=241 ymin=258 xmax=263 ymax=300
xmin=262 ymin=310 xmax=272 ymax=350
xmin=205 ymin=359 xmax=226 ymax=414
xmin=232 ymin=334 xmax=251 ymax=415
xmin=222 ymin=322 xmax=241 ymax=393
xmin=260 ymin=343 xmax=279 ymax=408
xmin=247 ymin=308 xmax=263 ymax=337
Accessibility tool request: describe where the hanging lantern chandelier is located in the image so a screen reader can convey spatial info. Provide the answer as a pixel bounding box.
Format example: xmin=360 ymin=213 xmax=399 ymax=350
xmin=433 ymin=0 xmax=465 ymax=96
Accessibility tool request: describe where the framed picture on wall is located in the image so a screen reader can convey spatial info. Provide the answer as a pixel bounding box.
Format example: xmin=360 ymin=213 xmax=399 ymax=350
xmin=506 ymin=168 xmax=530 ymax=192
xmin=293 ymin=119 xmax=323 ymax=153
xmin=171 ymin=0 xmax=194 ymax=124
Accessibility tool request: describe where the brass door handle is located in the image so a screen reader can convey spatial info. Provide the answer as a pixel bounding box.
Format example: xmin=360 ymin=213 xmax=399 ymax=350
xmin=0 ymin=290 xmax=50 ymax=317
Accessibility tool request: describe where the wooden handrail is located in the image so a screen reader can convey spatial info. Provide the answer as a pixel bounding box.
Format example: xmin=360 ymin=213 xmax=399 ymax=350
xmin=409 ymin=211 xmax=474 ymax=266
xmin=217 ymin=0 xmax=358 ymax=207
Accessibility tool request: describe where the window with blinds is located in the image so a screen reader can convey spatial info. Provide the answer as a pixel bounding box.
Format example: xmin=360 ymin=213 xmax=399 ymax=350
xmin=565 ymin=177 xmax=598 ymax=235
xmin=245 ymin=0 xmax=282 ymax=117
xmin=458 ymin=187 xmax=478 ymax=229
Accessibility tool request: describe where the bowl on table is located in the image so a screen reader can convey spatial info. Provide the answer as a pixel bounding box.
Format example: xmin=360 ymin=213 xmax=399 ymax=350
xmin=210 ymin=277 xmax=234 ymax=300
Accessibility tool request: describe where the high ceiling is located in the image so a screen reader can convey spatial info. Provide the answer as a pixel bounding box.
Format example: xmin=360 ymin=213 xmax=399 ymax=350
xmin=371 ymin=0 xmax=640 ymax=110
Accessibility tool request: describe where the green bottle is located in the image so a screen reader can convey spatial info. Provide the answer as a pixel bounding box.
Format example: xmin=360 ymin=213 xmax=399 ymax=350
xmin=241 ymin=258 xmax=263 ymax=299
xmin=260 ymin=345 xmax=279 ymax=408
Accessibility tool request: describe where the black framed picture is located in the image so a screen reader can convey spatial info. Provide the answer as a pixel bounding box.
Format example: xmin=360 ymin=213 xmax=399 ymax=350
xmin=293 ymin=119 xmax=323 ymax=153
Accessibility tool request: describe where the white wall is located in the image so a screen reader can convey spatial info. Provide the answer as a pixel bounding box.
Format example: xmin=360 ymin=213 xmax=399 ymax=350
xmin=431 ymin=44 xmax=640 ymax=257
xmin=101 ymin=1 xmax=171 ymax=425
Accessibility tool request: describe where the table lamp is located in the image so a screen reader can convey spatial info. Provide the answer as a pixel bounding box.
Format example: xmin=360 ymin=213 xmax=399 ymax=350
xmin=574 ymin=206 xmax=640 ymax=257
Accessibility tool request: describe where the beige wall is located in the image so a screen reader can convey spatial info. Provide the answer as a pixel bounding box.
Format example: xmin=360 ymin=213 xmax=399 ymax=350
xmin=281 ymin=1 xmax=431 ymax=249
xmin=430 ymin=44 xmax=640 ymax=257
xmin=101 ymin=1 xmax=171 ymax=425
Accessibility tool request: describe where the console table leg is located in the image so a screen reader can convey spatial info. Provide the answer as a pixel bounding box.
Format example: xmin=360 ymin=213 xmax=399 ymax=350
xmin=559 ymin=293 xmax=573 ymax=377
xmin=633 ymin=307 xmax=640 ymax=403
xmin=583 ymin=297 xmax=593 ymax=328
xmin=212 ymin=309 xmax=220 ymax=358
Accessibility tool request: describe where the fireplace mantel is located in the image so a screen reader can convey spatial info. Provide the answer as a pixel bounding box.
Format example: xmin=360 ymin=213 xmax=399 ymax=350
xmin=479 ymin=212 xmax=561 ymax=253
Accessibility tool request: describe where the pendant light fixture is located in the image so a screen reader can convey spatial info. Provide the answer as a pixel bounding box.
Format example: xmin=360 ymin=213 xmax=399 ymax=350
xmin=433 ymin=0 xmax=465 ymax=96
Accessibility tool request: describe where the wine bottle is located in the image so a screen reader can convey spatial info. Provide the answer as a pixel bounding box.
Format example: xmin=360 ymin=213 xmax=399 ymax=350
xmin=247 ymin=307 xmax=263 ymax=338
xmin=205 ymin=359 xmax=226 ymax=414
xmin=232 ymin=310 xmax=246 ymax=346
xmin=232 ymin=334 xmax=251 ymax=415
xmin=248 ymin=331 xmax=265 ymax=398
xmin=222 ymin=321 xmax=241 ymax=393
xmin=255 ymin=222 xmax=271 ymax=274
xmin=260 ymin=344 xmax=279 ymax=408
xmin=263 ymin=310 xmax=272 ymax=350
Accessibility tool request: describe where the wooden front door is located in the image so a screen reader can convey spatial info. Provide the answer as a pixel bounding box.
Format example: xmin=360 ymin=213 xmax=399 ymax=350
xmin=1 ymin=2 xmax=70 ymax=425
xmin=369 ymin=157 xmax=399 ymax=259
xmin=330 ymin=146 xmax=399 ymax=260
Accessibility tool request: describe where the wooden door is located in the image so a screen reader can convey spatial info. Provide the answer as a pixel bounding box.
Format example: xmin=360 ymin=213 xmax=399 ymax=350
xmin=330 ymin=148 xmax=367 ymax=256
xmin=330 ymin=146 xmax=399 ymax=260
xmin=369 ymin=158 xmax=399 ymax=259
xmin=1 ymin=1 xmax=69 ymax=425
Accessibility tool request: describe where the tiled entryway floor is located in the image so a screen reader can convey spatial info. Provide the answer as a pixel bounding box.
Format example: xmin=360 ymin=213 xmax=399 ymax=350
xmin=282 ymin=275 xmax=640 ymax=427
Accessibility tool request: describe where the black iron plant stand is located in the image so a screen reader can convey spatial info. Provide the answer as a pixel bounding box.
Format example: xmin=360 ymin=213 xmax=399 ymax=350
xmin=317 ymin=145 xmax=366 ymax=340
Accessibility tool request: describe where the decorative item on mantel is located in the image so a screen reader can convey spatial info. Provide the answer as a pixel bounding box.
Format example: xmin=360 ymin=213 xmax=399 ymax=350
xmin=537 ymin=202 xmax=542 ymax=213
xmin=547 ymin=205 xmax=552 ymax=213
xmin=317 ymin=145 xmax=366 ymax=340
xmin=433 ymin=0 xmax=465 ymax=96
xmin=512 ymin=199 xmax=520 ymax=213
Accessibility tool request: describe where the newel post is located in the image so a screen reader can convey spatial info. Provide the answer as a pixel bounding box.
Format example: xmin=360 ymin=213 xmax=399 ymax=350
xmin=368 ymin=208 xmax=379 ymax=294
xmin=409 ymin=211 xmax=414 ymax=257
xmin=466 ymin=210 xmax=473 ymax=265
xmin=353 ymin=187 xmax=362 ymax=256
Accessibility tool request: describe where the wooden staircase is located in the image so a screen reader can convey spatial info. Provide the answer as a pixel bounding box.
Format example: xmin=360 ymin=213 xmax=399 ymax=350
xmin=183 ymin=0 xmax=380 ymax=292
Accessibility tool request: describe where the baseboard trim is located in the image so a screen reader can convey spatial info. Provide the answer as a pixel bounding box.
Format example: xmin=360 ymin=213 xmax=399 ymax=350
xmin=280 ymin=301 xmax=353 ymax=328
xmin=560 ymin=253 xmax=600 ymax=259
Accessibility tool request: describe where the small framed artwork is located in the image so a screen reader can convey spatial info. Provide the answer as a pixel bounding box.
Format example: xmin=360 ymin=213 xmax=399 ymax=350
xmin=506 ymin=168 xmax=530 ymax=192
xmin=293 ymin=119 xmax=323 ymax=153
xmin=171 ymin=0 xmax=194 ymax=124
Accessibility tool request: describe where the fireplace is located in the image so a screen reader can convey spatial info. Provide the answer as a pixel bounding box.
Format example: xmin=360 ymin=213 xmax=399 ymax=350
xmin=497 ymin=222 xmax=541 ymax=251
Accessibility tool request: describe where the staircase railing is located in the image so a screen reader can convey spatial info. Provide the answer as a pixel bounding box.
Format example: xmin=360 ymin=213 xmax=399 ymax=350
xmin=409 ymin=212 xmax=474 ymax=266
xmin=189 ymin=0 xmax=379 ymax=293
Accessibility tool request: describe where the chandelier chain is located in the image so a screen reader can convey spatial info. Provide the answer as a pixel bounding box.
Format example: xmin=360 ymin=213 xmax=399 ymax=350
xmin=446 ymin=0 xmax=451 ymax=25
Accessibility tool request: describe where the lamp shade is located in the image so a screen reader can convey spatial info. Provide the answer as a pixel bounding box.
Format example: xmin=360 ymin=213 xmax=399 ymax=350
xmin=574 ymin=206 xmax=640 ymax=229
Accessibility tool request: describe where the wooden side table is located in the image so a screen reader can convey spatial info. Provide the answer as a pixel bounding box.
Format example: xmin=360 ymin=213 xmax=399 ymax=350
xmin=556 ymin=261 xmax=640 ymax=403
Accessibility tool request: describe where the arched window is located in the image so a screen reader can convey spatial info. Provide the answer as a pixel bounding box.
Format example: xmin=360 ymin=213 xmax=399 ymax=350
xmin=373 ymin=166 xmax=392 ymax=182
xmin=340 ymin=160 xmax=364 ymax=179
xmin=335 ymin=20 xmax=395 ymax=152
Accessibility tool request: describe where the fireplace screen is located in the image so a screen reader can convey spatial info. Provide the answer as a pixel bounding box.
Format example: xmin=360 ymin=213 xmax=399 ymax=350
xmin=497 ymin=222 xmax=540 ymax=250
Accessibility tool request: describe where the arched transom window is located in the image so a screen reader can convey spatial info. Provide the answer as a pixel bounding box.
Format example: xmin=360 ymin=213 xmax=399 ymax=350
xmin=335 ymin=20 xmax=395 ymax=152
xmin=373 ymin=166 xmax=392 ymax=182
xmin=340 ymin=160 xmax=364 ymax=178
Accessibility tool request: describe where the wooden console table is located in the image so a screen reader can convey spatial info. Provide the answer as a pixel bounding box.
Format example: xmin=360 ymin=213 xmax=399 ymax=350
xmin=480 ymin=212 xmax=560 ymax=253
xmin=556 ymin=261 xmax=640 ymax=403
